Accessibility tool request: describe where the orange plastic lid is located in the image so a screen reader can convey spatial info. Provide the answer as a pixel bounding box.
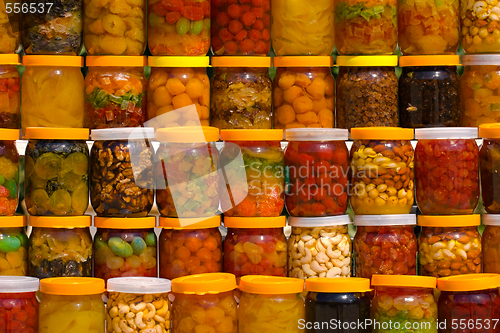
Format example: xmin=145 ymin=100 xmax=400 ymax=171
xmin=399 ymin=55 xmax=460 ymax=67
xmin=0 ymin=215 xmax=27 ymax=228
xmin=0 ymin=129 xmax=19 ymax=141
xmin=148 ymin=56 xmax=210 ymax=67
xmin=220 ymin=129 xmax=283 ymax=141
xmin=95 ymin=217 xmax=155 ymax=229
xmin=40 ymin=277 xmax=105 ymax=295
xmin=159 ymin=216 xmax=221 ymax=229
xmin=157 ymin=126 xmax=219 ymax=143
xmin=273 ymin=56 xmax=333 ymax=67
xmin=479 ymin=123 xmax=500 ymax=138
xmin=172 ymin=273 xmax=237 ymax=295
xmin=437 ymin=274 xmax=500 ymax=291
xmin=351 ymin=127 xmax=414 ymax=140
xmin=211 ymin=57 xmax=271 ymax=67
xmin=418 ymin=215 xmax=480 ymax=227
xmin=336 ymin=56 xmax=398 ymax=67
xmin=29 ymin=216 xmax=91 ymax=228
xmin=0 ymin=54 xmax=20 ymax=65
xmin=306 ymin=277 xmax=371 ymax=293
xmin=371 ymin=275 xmax=436 ymax=289
xmin=23 ymin=55 xmax=83 ymax=67
xmin=86 ymin=56 xmax=147 ymax=67
xmin=25 ymin=127 xmax=89 ymax=140
xmin=239 ymin=276 xmax=304 ymax=294
xmin=224 ymin=216 xmax=286 ymax=228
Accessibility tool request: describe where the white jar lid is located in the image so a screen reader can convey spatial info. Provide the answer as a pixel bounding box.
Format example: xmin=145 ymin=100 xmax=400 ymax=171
xmin=285 ymin=128 xmax=349 ymax=141
xmin=107 ymin=277 xmax=171 ymax=294
xmin=91 ymin=127 xmax=155 ymax=141
xmin=353 ymin=214 xmax=416 ymax=226
xmin=482 ymin=214 xmax=500 ymax=226
xmin=289 ymin=215 xmax=351 ymax=227
xmin=462 ymin=55 xmax=500 ymax=66
xmin=0 ymin=276 xmax=39 ymax=293
xmin=415 ymin=127 xmax=478 ymax=140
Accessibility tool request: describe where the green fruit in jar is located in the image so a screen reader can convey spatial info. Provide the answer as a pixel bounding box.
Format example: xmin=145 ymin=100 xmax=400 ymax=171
xmin=0 ymin=175 xmax=5 ymax=185
xmin=190 ymin=20 xmax=203 ymax=35
xmin=145 ymin=232 xmax=156 ymax=247
xmin=31 ymin=189 xmax=49 ymax=211
xmin=243 ymin=148 xmax=283 ymax=163
xmin=60 ymin=172 xmax=82 ymax=191
xmin=71 ymin=184 xmax=88 ymax=214
xmin=149 ymin=12 xmax=165 ymax=27
xmin=108 ymin=237 xmax=133 ymax=258
xmin=0 ymin=157 xmax=17 ymax=181
xmin=176 ymin=17 xmax=190 ymax=36
xmin=62 ymin=153 xmax=88 ymax=176
xmin=30 ymin=174 xmax=47 ymax=190
xmin=16 ymin=233 xmax=28 ymax=248
xmin=24 ymin=156 xmax=34 ymax=178
xmin=131 ymin=237 xmax=147 ymax=255
xmin=95 ymin=237 xmax=107 ymax=249
xmin=4 ymin=179 xmax=16 ymax=199
xmin=48 ymin=189 xmax=72 ymax=215
xmin=95 ymin=244 xmax=114 ymax=265
xmin=203 ymin=18 xmax=210 ymax=30
xmin=0 ymin=235 xmax=21 ymax=253
xmin=35 ymin=153 xmax=63 ymax=180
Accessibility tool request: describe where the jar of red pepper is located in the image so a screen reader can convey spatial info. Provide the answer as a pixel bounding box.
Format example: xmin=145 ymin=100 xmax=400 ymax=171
xmin=0 ymin=55 xmax=20 ymax=129
xmin=479 ymin=124 xmax=500 ymax=214
xmin=0 ymin=276 xmax=39 ymax=333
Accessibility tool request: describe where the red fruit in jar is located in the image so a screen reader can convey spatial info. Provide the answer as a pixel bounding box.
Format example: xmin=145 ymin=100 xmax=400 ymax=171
xmin=234 ymin=30 xmax=247 ymax=42
xmin=219 ymin=28 xmax=234 ymax=42
xmin=166 ymin=11 xmax=181 ymax=24
xmin=216 ymin=12 xmax=230 ymax=27
xmin=224 ymin=41 xmax=238 ymax=54
xmin=248 ymin=29 xmax=261 ymax=42
xmin=228 ymin=20 xmax=243 ymax=35
xmin=252 ymin=20 xmax=264 ymax=30
xmin=252 ymin=0 xmax=263 ymax=6
xmin=152 ymin=2 xmax=169 ymax=16
xmin=181 ymin=6 xmax=204 ymax=20
xmin=250 ymin=7 xmax=264 ymax=18
xmin=254 ymin=40 xmax=267 ymax=54
xmin=161 ymin=0 xmax=183 ymax=11
xmin=241 ymin=12 xmax=256 ymax=26
xmin=227 ymin=4 xmax=243 ymax=19
xmin=238 ymin=39 xmax=255 ymax=53
xmin=298 ymin=153 xmax=314 ymax=166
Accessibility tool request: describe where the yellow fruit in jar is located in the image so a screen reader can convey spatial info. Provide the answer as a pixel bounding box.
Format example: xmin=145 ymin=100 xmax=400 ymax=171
xmin=153 ymin=86 xmax=172 ymax=106
xmin=0 ymin=258 xmax=10 ymax=271
xmin=88 ymin=20 xmax=105 ymax=35
xmin=306 ymin=77 xmax=326 ymax=99
xmin=377 ymin=294 xmax=393 ymax=311
xmin=416 ymin=35 xmax=448 ymax=55
xmin=318 ymin=108 xmax=333 ymax=128
xmin=172 ymin=68 xmax=194 ymax=84
xmin=178 ymin=317 xmax=197 ymax=332
xmin=102 ymin=14 xmax=127 ymax=36
xmin=464 ymin=99 xmax=483 ymax=118
xmin=191 ymin=306 xmax=206 ymax=324
xmin=278 ymin=72 xmax=296 ymax=90
xmin=294 ymin=73 xmax=311 ymax=88
xmin=200 ymin=106 xmax=209 ymax=120
xmin=186 ymin=78 xmax=205 ymax=99
xmin=110 ymin=0 xmax=132 ymax=16
xmin=285 ymin=122 xmax=306 ymax=129
xmin=128 ymin=7 xmax=144 ymax=18
xmin=205 ymin=307 xmax=225 ymax=326
xmin=311 ymin=97 xmax=327 ymax=113
xmin=274 ymin=87 xmax=284 ymax=107
xmin=106 ymin=256 xmax=124 ymax=270
xmin=485 ymin=72 xmax=500 ymax=90
xmin=85 ymin=3 xmax=101 ymax=18
xmin=276 ymin=105 xmax=295 ymax=125
xmin=172 ymin=93 xmax=193 ymax=109
xmin=167 ymin=78 xmax=186 ymax=96
xmin=474 ymin=88 xmax=493 ymax=101
xmin=125 ymin=0 xmax=143 ymax=6
xmin=296 ymin=112 xmax=318 ymax=125
xmin=126 ymin=255 xmax=141 ymax=268
xmin=293 ymin=95 xmax=313 ymax=114
xmin=194 ymin=325 xmax=216 ymax=333
xmin=215 ymin=317 xmax=234 ymax=333
xmin=199 ymin=88 xmax=210 ymax=107
xmin=6 ymin=251 xmax=23 ymax=269
xmin=149 ymin=71 xmax=169 ymax=91
xmin=405 ymin=25 xmax=425 ymax=44
xmin=409 ymin=305 xmax=425 ymax=320
xmin=325 ymin=75 xmax=334 ymax=96
xmin=283 ymin=86 xmax=303 ymax=104
xmin=100 ymin=35 xmax=127 ymax=54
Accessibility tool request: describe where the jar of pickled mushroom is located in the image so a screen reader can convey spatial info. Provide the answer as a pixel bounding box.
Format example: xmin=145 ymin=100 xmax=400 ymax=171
xmin=21 ymin=56 xmax=84 ymax=135
xmin=336 ymin=56 xmax=399 ymax=130
xmin=171 ymin=273 xmax=237 ymax=333
xmin=273 ymin=57 xmax=334 ymax=129
xmin=0 ymin=55 xmax=20 ymax=129
xmin=24 ymin=127 xmax=89 ymax=216
xmin=85 ymin=56 xmax=147 ymax=129
xmin=0 ymin=216 xmax=28 ymax=276
xmin=106 ymin=277 xmax=171 ymax=333
xmin=0 ymin=0 xmax=19 ymax=54
xmin=224 ymin=216 xmax=287 ymax=281
xmin=211 ymin=57 xmax=272 ymax=129
xmin=399 ymin=56 xmax=461 ymax=128
xmin=480 ymin=124 xmax=500 ymax=213
xmin=148 ymin=0 xmax=210 ymax=56
xmin=90 ymin=128 xmax=154 ymax=217
xmin=239 ymin=275 xmax=305 ymax=333
xmin=371 ymin=275 xmax=438 ymax=332
xmin=212 ymin=0 xmax=270 ymax=56
xmin=0 ymin=129 xmax=19 ymax=216
xmin=418 ymin=215 xmax=481 ymax=277
xmin=159 ymin=216 xmax=222 ymax=279
xmin=437 ymin=274 xmax=500 ymax=333
xmin=147 ymin=57 xmax=210 ymax=129
xmin=220 ymin=130 xmax=284 ymax=217
xmin=414 ymin=127 xmax=479 ymax=214
xmin=272 ymin=0 xmax=334 ymax=55
xmin=289 ymin=215 xmax=352 ymax=279
xmin=39 ymin=277 xmax=105 ymax=333
xmin=482 ymin=214 xmax=500 ymax=274
xmin=0 ymin=276 xmax=39 ymax=333
xmin=305 ymin=278 xmax=371 ymax=333
xmin=462 ymin=0 xmax=500 ymax=53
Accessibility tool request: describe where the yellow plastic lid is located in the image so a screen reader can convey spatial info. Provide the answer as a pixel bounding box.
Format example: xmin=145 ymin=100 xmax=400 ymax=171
xmin=371 ymin=275 xmax=436 ymax=289
xmin=25 ymin=127 xmax=89 ymax=140
xmin=23 ymin=55 xmax=83 ymax=67
xmin=305 ymin=277 xmax=371 ymax=293
xmin=399 ymin=55 xmax=460 ymax=67
xmin=437 ymin=274 xmax=500 ymax=291
xmin=159 ymin=216 xmax=221 ymax=229
xmin=0 ymin=215 xmax=27 ymax=227
xmin=0 ymin=54 xmax=20 ymax=65
xmin=148 ymin=56 xmax=210 ymax=67
xmin=40 ymin=277 xmax=105 ymax=295
xmin=172 ymin=273 xmax=237 ymax=295
xmin=94 ymin=217 xmax=156 ymax=229
xmin=157 ymin=126 xmax=219 ymax=143
xmin=239 ymin=276 xmax=304 ymax=294
xmin=0 ymin=129 xmax=19 ymax=141
xmin=336 ymin=56 xmax=398 ymax=67
xmin=479 ymin=123 xmax=500 ymax=138
xmin=273 ymin=56 xmax=333 ymax=67
xmin=418 ymin=215 xmax=481 ymax=227
xmin=86 ymin=56 xmax=147 ymax=67
xmin=220 ymin=129 xmax=283 ymax=141
xmin=224 ymin=216 xmax=286 ymax=228
xmin=211 ymin=57 xmax=271 ymax=67
xmin=351 ymin=127 xmax=414 ymax=140
xmin=29 ymin=216 xmax=92 ymax=228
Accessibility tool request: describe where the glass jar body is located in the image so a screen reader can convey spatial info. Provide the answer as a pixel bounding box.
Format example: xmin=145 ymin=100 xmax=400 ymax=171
xmin=0 ymin=227 xmax=28 ymax=276
xmin=0 ymin=65 xmax=20 ymax=129
xmin=0 ymin=139 xmax=19 ymax=215
xmin=480 ymin=139 xmax=500 ymax=213
xmin=0 ymin=290 xmax=38 ymax=333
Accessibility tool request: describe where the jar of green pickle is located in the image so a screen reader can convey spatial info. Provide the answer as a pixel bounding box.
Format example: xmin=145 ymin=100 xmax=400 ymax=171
xmin=0 ymin=215 xmax=28 ymax=276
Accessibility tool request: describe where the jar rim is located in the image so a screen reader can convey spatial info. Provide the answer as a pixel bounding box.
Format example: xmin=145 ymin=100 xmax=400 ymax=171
xmin=482 ymin=214 xmax=500 ymax=226
xmin=399 ymin=55 xmax=460 ymax=67
xmin=91 ymin=127 xmax=155 ymax=140
xmin=148 ymin=56 xmax=209 ymax=68
xmin=285 ymin=128 xmax=348 ymax=141
xmin=479 ymin=123 xmax=500 ymax=138
xmin=29 ymin=216 xmax=92 ymax=228
xmin=372 ymin=275 xmax=436 ymax=289
xmin=0 ymin=129 xmax=19 ymax=141
xmin=0 ymin=54 xmax=20 ymax=65
xmin=172 ymin=273 xmax=236 ymax=295
xmin=336 ymin=56 xmax=398 ymax=67
xmin=351 ymin=127 xmax=414 ymax=140
xmin=220 ymin=129 xmax=283 ymax=141
xmin=23 ymin=55 xmax=83 ymax=67
xmin=305 ymin=277 xmax=371 ymax=293
xmin=353 ymin=214 xmax=416 ymax=226
xmin=107 ymin=277 xmax=172 ymax=294
xmin=224 ymin=216 xmax=286 ymax=228
xmin=417 ymin=215 xmax=480 ymax=227
xmin=0 ymin=276 xmax=39 ymax=293
xmin=95 ymin=216 xmax=156 ymax=229
xmin=239 ymin=276 xmax=304 ymax=294
xmin=415 ymin=127 xmax=478 ymax=139
xmin=25 ymin=127 xmax=89 ymax=140
xmin=0 ymin=215 xmax=26 ymax=227
xmin=462 ymin=54 xmax=500 ymax=66
xmin=289 ymin=215 xmax=351 ymax=227
xmin=86 ymin=56 xmax=147 ymax=67
xmin=211 ymin=56 xmax=271 ymax=68
xmin=157 ymin=126 xmax=219 ymax=143
xmin=437 ymin=274 xmax=500 ymax=292
xmin=159 ymin=216 xmax=221 ymax=229
xmin=273 ymin=56 xmax=333 ymax=67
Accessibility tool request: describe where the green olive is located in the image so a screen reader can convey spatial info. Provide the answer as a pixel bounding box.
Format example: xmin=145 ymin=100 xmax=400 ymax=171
xmin=131 ymin=237 xmax=147 ymax=255
xmin=0 ymin=235 xmax=21 ymax=253
xmin=145 ymin=232 xmax=156 ymax=247
xmin=108 ymin=237 xmax=133 ymax=258
xmin=190 ymin=20 xmax=204 ymax=35
xmin=176 ymin=17 xmax=190 ymax=36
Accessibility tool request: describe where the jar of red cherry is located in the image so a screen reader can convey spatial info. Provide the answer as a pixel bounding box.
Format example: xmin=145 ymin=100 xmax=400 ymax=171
xmin=0 ymin=276 xmax=39 ymax=333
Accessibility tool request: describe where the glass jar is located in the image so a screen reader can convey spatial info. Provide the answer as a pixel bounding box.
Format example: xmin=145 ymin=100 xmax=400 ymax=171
xmin=437 ymin=274 xmax=500 ymax=333
xmin=85 ymin=57 xmax=147 ymax=129
xmin=371 ymin=275 xmax=438 ymax=332
xmin=239 ymin=276 xmax=305 ymax=333
xmin=211 ymin=57 xmax=272 ymax=129
xmin=90 ymin=128 xmax=154 ymax=217
xmin=480 ymin=124 xmax=500 ymax=213
xmin=21 ymin=0 xmax=82 ymax=55
xmin=171 ymin=273 xmax=237 ymax=333
xmin=147 ymin=57 xmax=210 ymax=128
xmin=0 ymin=129 xmax=19 ymax=216
xmin=399 ymin=56 xmax=461 ymax=128
xmin=220 ymin=130 xmax=284 ymax=217
xmin=159 ymin=216 xmax=222 ymax=279
xmin=224 ymin=217 xmax=287 ymax=282
xmin=273 ymin=57 xmax=334 ymax=129
xmin=414 ymin=128 xmax=479 ymax=214
xmin=482 ymin=215 xmax=500 ymax=274
xmin=285 ymin=129 xmax=349 ymax=217
xmin=106 ymin=277 xmax=171 ymax=333
xmin=289 ymin=215 xmax=352 ymax=279
xmin=461 ymin=0 xmax=500 ymax=53
xmin=24 ymin=128 xmax=89 ymax=216
xmin=0 ymin=276 xmax=39 ymax=333
xmin=21 ymin=56 xmax=84 ymax=135
xmin=305 ymin=278 xmax=371 ymax=333
xmin=336 ymin=56 xmax=399 ymax=130
xmin=0 ymin=0 xmax=19 ymax=54
xmin=0 ymin=216 xmax=28 ymax=276
xmin=211 ymin=0 xmax=270 ymax=56
xmin=272 ymin=0 xmax=334 ymax=55
xmin=94 ymin=217 xmax=156 ymax=282
xmin=29 ymin=216 xmax=92 ymax=279
xmin=0 ymin=55 xmax=20 ymax=129
xmin=148 ymin=0 xmax=210 ymax=56
xmin=39 ymin=277 xmax=105 ymax=333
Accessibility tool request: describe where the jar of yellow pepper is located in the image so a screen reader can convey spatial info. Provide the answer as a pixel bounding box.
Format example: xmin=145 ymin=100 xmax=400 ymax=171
xmin=0 ymin=54 xmax=20 ymax=129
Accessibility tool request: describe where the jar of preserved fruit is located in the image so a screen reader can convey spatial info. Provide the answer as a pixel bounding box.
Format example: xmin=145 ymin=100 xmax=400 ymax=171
xmin=289 ymin=215 xmax=352 ymax=279
xmin=90 ymin=128 xmax=154 ymax=217
xmin=220 ymin=130 xmax=284 ymax=217
xmin=418 ymin=215 xmax=481 ymax=277
xmin=399 ymin=56 xmax=461 ymax=128
xmin=107 ymin=277 xmax=171 ymax=333
xmin=147 ymin=57 xmax=210 ymax=128
xmin=0 ymin=55 xmax=20 ymax=129
xmin=21 ymin=56 xmax=84 ymax=135
xmin=94 ymin=217 xmax=156 ymax=282
xmin=24 ymin=127 xmax=89 ymax=216
xmin=211 ymin=57 xmax=272 ymax=129
xmin=148 ymin=0 xmax=210 ymax=56
xmin=39 ymin=277 xmax=105 ymax=333
xmin=224 ymin=217 xmax=287 ymax=281
xmin=159 ymin=216 xmax=222 ymax=279
xmin=0 ymin=129 xmax=19 ymax=216
xmin=273 ymin=57 xmax=334 ymax=129
xmin=171 ymin=273 xmax=237 ymax=333
xmin=437 ymin=274 xmax=500 ymax=333
xmin=272 ymin=0 xmax=334 ymax=55
xmin=461 ymin=0 xmax=500 ymax=53
xmin=371 ymin=275 xmax=438 ymax=332
xmin=239 ymin=276 xmax=305 ymax=333
xmin=336 ymin=56 xmax=398 ymax=130
xmin=482 ymin=215 xmax=500 ymax=274
xmin=305 ymin=278 xmax=371 ymax=333
xmin=480 ymin=124 xmax=500 ymax=214
xmin=0 ymin=216 xmax=28 ymax=276
xmin=415 ymin=127 xmax=479 ymax=214
xmin=0 ymin=0 xmax=19 ymax=54
xmin=85 ymin=56 xmax=147 ymax=129
xmin=0 ymin=276 xmax=39 ymax=333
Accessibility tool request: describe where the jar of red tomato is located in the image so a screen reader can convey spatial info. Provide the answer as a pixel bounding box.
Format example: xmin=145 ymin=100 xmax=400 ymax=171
xmin=0 ymin=55 xmax=20 ymax=129
xmin=0 ymin=129 xmax=19 ymax=216
xmin=479 ymin=124 xmax=500 ymax=214
xmin=224 ymin=216 xmax=287 ymax=282
xmin=353 ymin=215 xmax=417 ymax=279
xmin=415 ymin=127 xmax=479 ymax=215
xmin=482 ymin=215 xmax=500 ymax=274
xmin=0 ymin=276 xmax=39 ymax=333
